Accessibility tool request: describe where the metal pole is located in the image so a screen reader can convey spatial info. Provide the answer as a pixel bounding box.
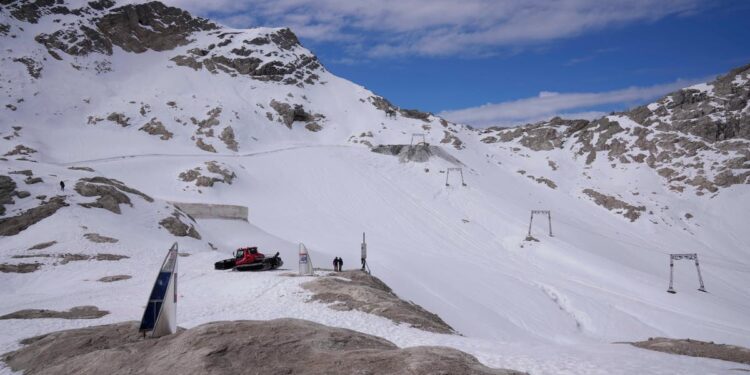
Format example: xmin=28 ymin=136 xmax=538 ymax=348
xmin=694 ymin=255 xmax=706 ymax=292
xmin=445 ymin=169 xmax=450 ymax=186
xmin=548 ymin=212 xmax=553 ymax=237
xmin=460 ymin=169 xmax=466 ymax=186
xmin=667 ymin=257 xmax=676 ymax=293
xmin=527 ymin=212 xmax=534 ymax=238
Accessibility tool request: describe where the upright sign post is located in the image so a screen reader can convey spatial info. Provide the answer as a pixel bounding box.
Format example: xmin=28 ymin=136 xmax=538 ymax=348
xmin=139 ymin=242 xmax=178 ymax=338
xmin=299 ymin=243 xmax=313 ymax=276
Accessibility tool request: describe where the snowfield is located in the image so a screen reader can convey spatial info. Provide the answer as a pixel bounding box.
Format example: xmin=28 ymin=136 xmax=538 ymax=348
xmin=1 ymin=1 xmax=749 ymax=373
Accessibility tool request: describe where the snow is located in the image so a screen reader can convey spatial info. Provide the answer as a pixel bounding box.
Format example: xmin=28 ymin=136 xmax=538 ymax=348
xmin=1 ymin=1 xmax=750 ymax=374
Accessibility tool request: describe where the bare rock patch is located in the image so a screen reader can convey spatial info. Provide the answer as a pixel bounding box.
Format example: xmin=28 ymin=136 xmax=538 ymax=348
xmin=582 ymin=188 xmax=645 ymax=221
xmin=159 ymin=211 xmax=201 ymax=239
xmin=84 ymin=233 xmax=119 ymax=243
xmin=0 ymin=196 xmax=68 ymax=236
xmin=139 ymin=118 xmax=173 ymax=140
xmin=27 ymin=241 xmax=57 ymax=250
xmin=0 ymin=306 xmax=108 ymax=320
xmin=302 ymin=270 xmax=455 ymax=334
xmin=75 ymin=177 xmax=152 ymax=214
xmin=98 ymin=275 xmax=132 ymax=283
xmin=2 ymin=319 xmax=523 ymax=375
xmin=0 ymin=263 xmax=41 ymax=273
xmin=630 ymin=337 xmax=750 ymax=365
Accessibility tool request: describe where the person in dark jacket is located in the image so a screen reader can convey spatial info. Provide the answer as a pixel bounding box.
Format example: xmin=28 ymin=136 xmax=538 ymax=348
xmin=333 ymin=257 xmax=339 ymax=272
xmin=60 ymin=181 xmax=65 ymax=191
xmin=338 ymin=257 xmax=343 ymax=272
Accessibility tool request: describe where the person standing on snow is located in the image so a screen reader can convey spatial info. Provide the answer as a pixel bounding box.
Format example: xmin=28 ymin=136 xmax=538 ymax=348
xmin=333 ymin=257 xmax=339 ymax=272
xmin=338 ymin=257 xmax=343 ymax=272
xmin=60 ymin=181 xmax=65 ymax=191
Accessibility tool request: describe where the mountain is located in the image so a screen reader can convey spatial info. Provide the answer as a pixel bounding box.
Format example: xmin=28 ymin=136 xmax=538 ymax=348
xmin=1 ymin=1 xmax=749 ymax=374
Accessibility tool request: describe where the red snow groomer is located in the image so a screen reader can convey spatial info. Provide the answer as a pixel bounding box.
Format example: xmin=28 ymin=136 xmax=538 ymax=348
xmin=214 ymin=247 xmax=283 ymax=271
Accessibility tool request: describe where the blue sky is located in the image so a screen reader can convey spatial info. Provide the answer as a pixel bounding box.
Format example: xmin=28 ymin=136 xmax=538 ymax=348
xmin=168 ymin=0 xmax=750 ymax=127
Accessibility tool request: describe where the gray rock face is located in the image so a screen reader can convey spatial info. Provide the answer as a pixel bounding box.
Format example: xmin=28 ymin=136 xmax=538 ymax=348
xmin=626 ymin=63 xmax=750 ymax=143
xmin=170 ymin=27 xmax=322 ymax=84
xmin=83 ymin=233 xmax=119 ymax=243
xmin=0 ymin=196 xmax=68 ymax=236
xmin=98 ymin=275 xmax=131 ymax=282
xmin=0 ymin=306 xmax=108 ymax=320
xmin=159 ymin=211 xmax=201 ymax=239
xmin=582 ymin=189 xmax=645 ymax=222
xmin=97 ymin=2 xmax=218 ymax=53
xmin=139 ymin=118 xmax=173 ymax=140
xmin=219 ymin=126 xmax=237 ymax=151
xmin=490 ymin=64 xmax=750 ymax=195
xmin=13 ymin=57 xmax=43 ymax=79
xmin=631 ymin=337 xmax=750 ymax=365
xmin=27 ymin=0 xmax=216 ymax=58
xmin=75 ymin=177 xmax=153 ymax=214
xmin=106 ymin=112 xmax=130 ymax=127
xmin=302 ymin=270 xmax=456 ymax=334
xmin=0 ymin=263 xmax=42 ymax=273
xmin=179 ymin=161 xmax=235 ymax=187
xmin=0 ymin=175 xmax=18 ymax=216
xmin=399 ymin=108 xmax=431 ymax=121
xmin=195 ymin=138 xmax=216 ymax=153
xmin=440 ymin=130 xmax=465 ymax=150
xmin=2 ymin=319 xmax=524 ymax=375
xmin=269 ymin=99 xmax=317 ymax=128
xmin=27 ymin=240 xmax=57 ymax=250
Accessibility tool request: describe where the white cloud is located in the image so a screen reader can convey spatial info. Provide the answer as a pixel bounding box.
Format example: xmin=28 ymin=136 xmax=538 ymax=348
xmin=438 ymin=77 xmax=711 ymax=127
xmin=160 ymin=0 xmax=705 ymax=58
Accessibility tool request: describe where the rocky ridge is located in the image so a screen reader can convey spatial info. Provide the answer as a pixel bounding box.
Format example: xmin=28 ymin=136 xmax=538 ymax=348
xmin=481 ymin=64 xmax=750 ymax=196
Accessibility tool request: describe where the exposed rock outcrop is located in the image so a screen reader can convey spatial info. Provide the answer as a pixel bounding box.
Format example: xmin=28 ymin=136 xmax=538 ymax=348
xmin=0 ymin=175 xmax=18 ymax=216
xmin=13 ymin=57 xmax=43 ymax=79
xmin=84 ymin=233 xmax=119 ymax=243
xmin=0 ymin=306 xmax=108 ymax=320
xmin=302 ymin=270 xmax=455 ymax=334
xmin=179 ymin=161 xmax=235 ymax=187
xmin=98 ymin=275 xmax=131 ymax=282
xmin=582 ymin=189 xmax=645 ymax=222
xmin=96 ymin=2 xmax=218 ymax=53
xmin=2 ymin=319 xmax=523 ymax=375
xmin=0 ymin=263 xmax=42 ymax=273
xmin=489 ymin=65 xmax=750 ymax=196
xmin=27 ymin=240 xmax=57 ymax=250
xmin=631 ymin=337 xmax=750 ymax=365
xmin=0 ymin=196 xmax=68 ymax=236
xmin=75 ymin=177 xmax=153 ymax=214
xmin=219 ymin=126 xmax=238 ymax=151
xmin=159 ymin=211 xmax=201 ymax=239
xmin=139 ymin=118 xmax=173 ymax=140
xmin=269 ymin=99 xmax=321 ymax=129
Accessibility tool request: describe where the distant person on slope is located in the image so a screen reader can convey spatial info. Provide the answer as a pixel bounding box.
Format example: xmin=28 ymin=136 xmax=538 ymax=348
xmin=333 ymin=257 xmax=338 ymax=272
xmin=59 ymin=181 xmax=65 ymax=191
xmin=338 ymin=257 xmax=343 ymax=272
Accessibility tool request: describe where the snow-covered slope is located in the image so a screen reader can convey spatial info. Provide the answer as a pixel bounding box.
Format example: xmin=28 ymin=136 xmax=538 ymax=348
xmin=1 ymin=1 xmax=749 ymax=374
